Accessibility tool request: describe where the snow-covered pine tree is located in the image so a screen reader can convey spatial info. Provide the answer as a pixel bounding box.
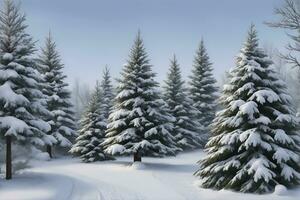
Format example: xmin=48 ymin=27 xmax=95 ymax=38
xmin=103 ymin=32 xmax=178 ymax=162
xmin=100 ymin=66 xmax=114 ymax=121
xmin=189 ymin=39 xmax=218 ymax=142
xmin=195 ymin=25 xmax=300 ymax=193
xmin=37 ymin=32 xmax=77 ymax=157
xmin=0 ymin=0 xmax=53 ymax=179
xmin=163 ymin=55 xmax=205 ymax=149
xmin=70 ymin=73 xmax=114 ymax=162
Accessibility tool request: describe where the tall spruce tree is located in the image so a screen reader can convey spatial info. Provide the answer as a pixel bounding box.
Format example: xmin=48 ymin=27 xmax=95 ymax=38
xmin=103 ymin=32 xmax=179 ymax=162
xmin=37 ymin=33 xmax=77 ymax=157
xmin=195 ymin=25 xmax=300 ymax=193
xmin=0 ymin=0 xmax=53 ymax=179
xmin=163 ymin=55 xmax=205 ymax=149
xmin=70 ymin=68 xmax=114 ymax=162
xmin=189 ymin=39 xmax=218 ymax=141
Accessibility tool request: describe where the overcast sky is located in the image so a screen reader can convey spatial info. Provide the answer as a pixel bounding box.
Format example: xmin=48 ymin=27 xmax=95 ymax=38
xmin=20 ymin=0 xmax=288 ymax=88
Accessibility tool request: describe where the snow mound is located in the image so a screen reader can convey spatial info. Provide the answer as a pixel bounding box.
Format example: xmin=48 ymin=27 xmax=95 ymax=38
xmin=34 ymin=152 xmax=51 ymax=161
xmin=193 ymin=180 xmax=203 ymax=187
xmin=13 ymin=159 xmax=30 ymax=173
xmin=273 ymin=184 xmax=288 ymax=196
xmin=131 ymin=161 xmax=146 ymax=170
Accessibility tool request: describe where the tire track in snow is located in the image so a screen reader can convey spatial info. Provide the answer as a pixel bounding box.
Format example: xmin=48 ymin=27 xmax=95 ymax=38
xmin=63 ymin=169 xmax=145 ymax=200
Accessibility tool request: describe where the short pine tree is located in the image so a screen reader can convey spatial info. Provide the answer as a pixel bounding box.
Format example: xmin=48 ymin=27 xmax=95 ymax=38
xmin=163 ymin=55 xmax=205 ymax=149
xmin=189 ymin=39 xmax=218 ymax=141
xmin=0 ymin=0 xmax=53 ymax=179
xmin=70 ymin=75 xmax=114 ymax=162
xmin=195 ymin=25 xmax=300 ymax=193
xmin=103 ymin=32 xmax=178 ymax=162
xmin=37 ymin=33 xmax=77 ymax=157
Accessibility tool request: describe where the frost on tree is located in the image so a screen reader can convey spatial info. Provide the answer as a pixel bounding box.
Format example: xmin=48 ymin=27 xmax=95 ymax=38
xmin=103 ymin=32 xmax=179 ymax=162
xmin=195 ymin=25 xmax=300 ymax=193
xmin=163 ymin=55 xmax=205 ymax=149
xmin=0 ymin=0 xmax=53 ymax=179
xmin=189 ymin=39 xmax=218 ymax=141
xmin=37 ymin=33 xmax=77 ymax=157
xmin=70 ymin=68 xmax=114 ymax=162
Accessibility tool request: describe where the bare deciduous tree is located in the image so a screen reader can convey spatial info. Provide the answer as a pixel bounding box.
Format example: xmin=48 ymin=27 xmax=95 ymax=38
xmin=267 ymin=0 xmax=300 ymax=68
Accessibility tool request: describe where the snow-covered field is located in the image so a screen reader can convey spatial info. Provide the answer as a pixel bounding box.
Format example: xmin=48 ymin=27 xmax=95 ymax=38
xmin=0 ymin=150 xmax=299 ymax=200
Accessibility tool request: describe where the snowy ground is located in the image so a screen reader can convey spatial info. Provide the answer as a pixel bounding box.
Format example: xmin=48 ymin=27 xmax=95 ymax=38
xmin=0 ymin=150 xmax=299 ymax=200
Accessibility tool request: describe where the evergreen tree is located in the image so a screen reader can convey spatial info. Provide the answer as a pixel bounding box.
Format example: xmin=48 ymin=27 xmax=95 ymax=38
xmin=37 ymin=33 xmax=77 ymax=157
xmin=70 ymin=70 xmax=114 ymax=162
xmin=0 ymin=0 xmax=53 ymax=179
xmin=195 ymin=25 xmax=300 ymax=193
xmin=100 ymin=66 xmax=114 ymax=120
xmin=189 ymin=39 xmax=218 ymax=141
xmin=103 ymin=32 xmax=178 ymax=162
xmin=163 ymin=55 xmax=205 ymax=149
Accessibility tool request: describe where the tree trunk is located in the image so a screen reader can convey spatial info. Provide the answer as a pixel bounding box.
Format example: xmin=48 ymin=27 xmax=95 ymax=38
xmin=6 ymin=136 xmax=12 ymax=180
xmin=133 ymin=152 xmax=141 ymax=162
xmin=46 ymin=145 xmax=52 ymax=158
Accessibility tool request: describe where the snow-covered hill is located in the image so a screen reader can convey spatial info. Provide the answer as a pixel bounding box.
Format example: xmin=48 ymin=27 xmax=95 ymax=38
xmin=0 ymin=150 xmax=299 ymax=200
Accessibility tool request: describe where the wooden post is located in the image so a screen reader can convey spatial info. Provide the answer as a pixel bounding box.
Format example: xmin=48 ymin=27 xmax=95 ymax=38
xmin=6 ymin=135 xmax=12 ymax=180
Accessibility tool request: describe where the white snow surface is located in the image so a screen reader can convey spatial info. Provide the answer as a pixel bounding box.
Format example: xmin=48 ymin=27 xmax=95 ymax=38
xmin=0 ymin=116 xmax=29 ymax=136
xmin=130 ymin=161 xmax=146 ymax=170
xmin=0 ymin=82 xmax=29 ymax=107
xmin=0 ymin=150 xmax=299 ymax=200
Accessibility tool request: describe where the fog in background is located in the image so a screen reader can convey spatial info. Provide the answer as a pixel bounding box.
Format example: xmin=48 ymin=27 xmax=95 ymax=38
xmin=17 ymin=0 xmax=297 ymax=117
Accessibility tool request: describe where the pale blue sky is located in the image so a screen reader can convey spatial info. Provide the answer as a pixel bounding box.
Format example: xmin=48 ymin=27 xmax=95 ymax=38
xmin=20 ymin=0 xmax=287 ymax=88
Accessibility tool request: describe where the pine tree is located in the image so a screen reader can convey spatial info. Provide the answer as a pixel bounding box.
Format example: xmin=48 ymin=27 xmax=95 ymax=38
xmin=195 ymin=25 xmax=300 ymax=193
xmin=163 ymin=55 xmax=205 ymax=149
xmin=103 ymin=32 xmax=178 ymax=162
xmin=70 ymin=69 xmax=114 ymax=162
xmin=0 ymin=0 xmax=53 ymax=179
xmin=189 ymin=39 xmax=218 ymax=141
xmin=100 ymin=66 xmax=114 ymax=120
xmin=37 ymin=33 xmax=77 ymax=157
